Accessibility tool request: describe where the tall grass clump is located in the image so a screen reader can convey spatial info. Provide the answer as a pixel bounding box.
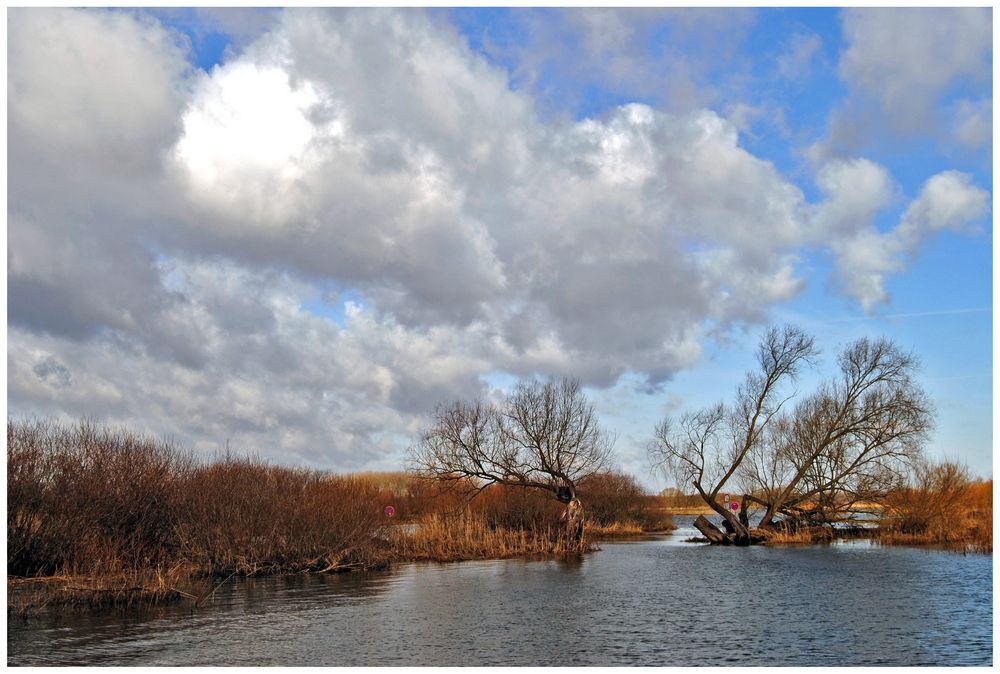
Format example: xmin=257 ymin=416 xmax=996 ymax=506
xmin=390 ymin=512 xmax=582 ymax=562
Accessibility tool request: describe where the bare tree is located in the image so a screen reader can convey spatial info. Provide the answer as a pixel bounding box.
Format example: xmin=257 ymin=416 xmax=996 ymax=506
xmin=748 ymin=337 xmax=932 ymax=530
xmin=649 ymin=325 xmax=816 ymax=543
xmin=410 ymin=377 xmax=614 ymax=548
xmin=650 ymin=327 xmax=932 ymax=544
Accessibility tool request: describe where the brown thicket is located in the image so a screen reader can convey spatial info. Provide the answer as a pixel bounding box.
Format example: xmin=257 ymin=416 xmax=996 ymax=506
xmin=173 ymin=457 xmax=390 ymax=574
xmin=8 ymin=419 xmax=193 ymax=577
xmin=7 ymin=419 xmax=391 ymax=585
xmin=880 ymin=461 xmax=991 ymax=551
xmin=9 ymin=418 xmax=671 ymax=613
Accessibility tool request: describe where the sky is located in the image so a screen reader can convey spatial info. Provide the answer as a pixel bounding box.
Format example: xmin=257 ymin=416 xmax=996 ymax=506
xmin=6 ymin=7 xmax=993 ymax=490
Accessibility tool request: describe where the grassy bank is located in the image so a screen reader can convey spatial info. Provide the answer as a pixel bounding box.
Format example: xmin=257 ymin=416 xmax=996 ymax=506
xmin=389 ymin=513 xmax=581 ymax=561
xmin=8 ymin=419 xmax=670 ymax=614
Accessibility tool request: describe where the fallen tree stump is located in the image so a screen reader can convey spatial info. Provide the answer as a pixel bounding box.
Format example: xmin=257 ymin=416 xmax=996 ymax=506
xmin=694 ymin=515 xmax=729 ymax=544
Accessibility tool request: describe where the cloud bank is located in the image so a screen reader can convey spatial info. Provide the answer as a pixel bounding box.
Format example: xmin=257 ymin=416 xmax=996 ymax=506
xmin=7 ymin=8 xmax=990 ymax=467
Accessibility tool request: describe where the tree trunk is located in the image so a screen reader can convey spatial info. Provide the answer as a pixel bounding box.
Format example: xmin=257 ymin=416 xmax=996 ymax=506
xmin=758 ymin=504 xmax=778 ymax=530
xmin=560 ymin=497 xmax=585 ymax=550
xmin=715 ymin=505 xmax=750 ymax=544
xmin=694 ymin=484 xmax=751 ymax=544
xmin=739 ymin=494 xmax=751 ymax=529
xmin=694 ymin=515 xmax=728 ymax=544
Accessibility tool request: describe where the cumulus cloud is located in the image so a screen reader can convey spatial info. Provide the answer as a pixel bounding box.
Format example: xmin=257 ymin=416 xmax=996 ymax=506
xmin=812 ymin=161 xmax=990 ymax=310
xmin=7 ymin=8 xmax=990 ymax=468
xmin=814 ymin=7 xmax=992 ymax=158
xmin=839 ymin=8 xmax=990 ymax=126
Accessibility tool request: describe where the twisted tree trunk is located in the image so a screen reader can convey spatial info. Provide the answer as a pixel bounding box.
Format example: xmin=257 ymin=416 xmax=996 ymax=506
xmin=560 ymin=497 xmax=586 ymax=550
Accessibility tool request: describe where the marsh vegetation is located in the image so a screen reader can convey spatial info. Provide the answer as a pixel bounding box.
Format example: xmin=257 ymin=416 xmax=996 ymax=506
xmin=7 ymin=418 xmax=667 ymax=613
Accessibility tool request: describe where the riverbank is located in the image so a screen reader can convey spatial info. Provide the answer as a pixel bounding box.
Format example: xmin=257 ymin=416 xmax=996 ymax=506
xmin=8 ymin=523 xmax=670 ymax=616
xmin=8 ymin=419 xmax=674 ymax=615
xmin=10 ymin=530 xmax=992 ymax=667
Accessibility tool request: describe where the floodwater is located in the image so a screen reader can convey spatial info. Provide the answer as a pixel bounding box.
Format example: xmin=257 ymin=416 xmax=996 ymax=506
xmin=7 ymin=516 xmax=992 ymax=666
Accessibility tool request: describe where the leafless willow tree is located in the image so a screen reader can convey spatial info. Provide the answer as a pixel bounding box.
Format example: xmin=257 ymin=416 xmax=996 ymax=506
xmin=649 ymin=326 xmax=932 ymax=545
xmin=409 ymin=377 xmax=614 ymax=548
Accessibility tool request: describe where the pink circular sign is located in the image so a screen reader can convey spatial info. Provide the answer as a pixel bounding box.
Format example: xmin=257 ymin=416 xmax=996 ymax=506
xmin=384 ymin=505 xmax=396 ymax=517
xmin=730 ymin=501 xmax=739 ymax=511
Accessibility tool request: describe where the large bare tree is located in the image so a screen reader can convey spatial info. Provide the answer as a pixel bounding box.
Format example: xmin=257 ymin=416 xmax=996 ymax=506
xmin=410 ymin=377 xmax=614 ymax=548
xmin=649 ymin=326 xmax=932 ymax=544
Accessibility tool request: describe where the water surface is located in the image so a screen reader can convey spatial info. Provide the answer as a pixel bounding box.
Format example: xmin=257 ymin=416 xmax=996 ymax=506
xmin=8 ymin=516 xmax=992 ymax=666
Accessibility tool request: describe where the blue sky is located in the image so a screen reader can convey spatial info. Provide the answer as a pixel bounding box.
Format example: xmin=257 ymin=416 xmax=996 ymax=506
xmin=7 ymin=8 xmax=993 ymax=488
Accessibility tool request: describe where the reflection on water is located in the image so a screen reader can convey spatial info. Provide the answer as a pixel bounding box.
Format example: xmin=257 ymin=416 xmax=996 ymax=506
xmin=8 ymin=516 xmax=992 ymax=666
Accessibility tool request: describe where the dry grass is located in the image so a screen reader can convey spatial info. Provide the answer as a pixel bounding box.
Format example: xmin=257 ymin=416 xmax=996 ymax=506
xmin=758 ymin=526 xmax=836 ymax=546
xmin=389 ymin=512 xmax=584 ymax=562
xmin=7 ymin=567 xmax=202 ymax=616
xmin=585 ymin=521 xmax=646 ymax=537
xmin=8 ymin=418 xmax=679 ymax=613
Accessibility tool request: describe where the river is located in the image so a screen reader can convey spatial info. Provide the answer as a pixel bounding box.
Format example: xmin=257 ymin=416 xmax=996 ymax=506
xmin=7 ymin=516 xmax=992 ymax=666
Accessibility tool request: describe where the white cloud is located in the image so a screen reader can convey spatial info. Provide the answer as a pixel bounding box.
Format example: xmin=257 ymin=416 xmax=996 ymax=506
xmin=952 ymin=98 xmax=993 ymax=149
xmin=820 ymin=7 xmax=992 ymax=155
xmin=812 ymin=161 xmax=989 ymax=310
xmin=6 ymin=8 xmax=991 ymax=469
xmin=900 ymin=171 xmax=990 ymax=236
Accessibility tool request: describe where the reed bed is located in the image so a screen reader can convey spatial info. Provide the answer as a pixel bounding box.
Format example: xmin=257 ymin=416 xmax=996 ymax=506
xmin=389 ymin=513 xmax=583 ymax=562
xmin=7 ymin=567 xmax=199 ymax=614
xmin=585 ymin=521 xmax=647 ymax=537
xmin=758 ymin=526 xmax=836 ymax=546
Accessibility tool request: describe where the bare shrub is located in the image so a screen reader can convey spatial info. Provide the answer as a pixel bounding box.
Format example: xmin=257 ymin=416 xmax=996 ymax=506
xmin=8 ymin=419 xmax=190 ymax=577
xmin=172 ymin=456 xmax=389 ymax=575
xmin=577 ymin=472 xmax=670 ymax=531
xmin=880 ymin=460 xmax=989 ymax=550
xmin=8 ymin=419 xmax=391 ymax=586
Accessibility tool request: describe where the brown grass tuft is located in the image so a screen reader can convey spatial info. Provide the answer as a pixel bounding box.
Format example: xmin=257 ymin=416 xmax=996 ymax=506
xmin=389 ymin=512 xmax=584 ymax=562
